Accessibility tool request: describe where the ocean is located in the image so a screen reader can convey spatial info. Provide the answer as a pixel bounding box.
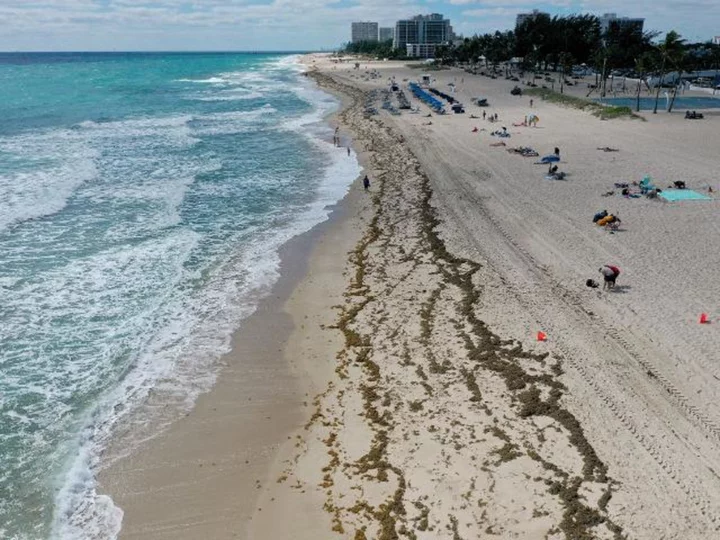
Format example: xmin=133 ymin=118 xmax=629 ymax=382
xmin=0 ymin=52 xmax=360 ymax=539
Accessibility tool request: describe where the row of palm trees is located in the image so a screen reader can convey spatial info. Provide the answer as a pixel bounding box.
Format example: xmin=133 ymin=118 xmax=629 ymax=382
xmin=435 ymin=14 xmax=720 ymax=114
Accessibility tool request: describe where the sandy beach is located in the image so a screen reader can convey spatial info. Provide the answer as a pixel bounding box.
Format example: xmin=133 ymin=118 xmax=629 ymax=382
xmin=102 ymin=54 xmax=720 ymax=540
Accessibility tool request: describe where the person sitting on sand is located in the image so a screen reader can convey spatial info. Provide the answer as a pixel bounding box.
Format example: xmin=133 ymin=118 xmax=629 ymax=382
xmin=606 ymin=215 xmax=621 ymax=231
xmin=597 ymin=214 xmax=618 ymax=227
xmin=673 ymin=180 xmax=686 ymax=189
xmin=547 ymin=166 xmax=566 ymax=180
xmin=599 ymin=265 xmax=620 ymax=290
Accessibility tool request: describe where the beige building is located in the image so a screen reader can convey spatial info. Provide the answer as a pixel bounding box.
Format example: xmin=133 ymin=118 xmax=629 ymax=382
xmin=351 ymin=22 xmax=379 ymax=43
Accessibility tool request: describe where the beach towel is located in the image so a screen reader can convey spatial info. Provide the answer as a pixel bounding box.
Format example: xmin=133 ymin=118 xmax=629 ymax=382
xmin=659 ymin=189 xmax=712 ymax=201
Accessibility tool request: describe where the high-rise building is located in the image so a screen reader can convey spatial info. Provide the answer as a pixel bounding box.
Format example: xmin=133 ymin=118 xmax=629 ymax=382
xmin=516 ymin=9 xmax=548 ymax=28
xmin=712 ymin=36 xmax=720 ymax=45
xmin=379 ymin=27 xmax=394 ymax=42
xmin=351 ymin=22 xmax=379 ymax=43
xmin=599 ymin=13 xmax=644 ymax=36
xmin=394 ymin=14 xmax=452 ymax=51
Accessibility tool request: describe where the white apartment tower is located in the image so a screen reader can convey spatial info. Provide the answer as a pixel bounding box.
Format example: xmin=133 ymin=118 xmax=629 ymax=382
xmin=351 ymin=22 xmax=379 ymax=43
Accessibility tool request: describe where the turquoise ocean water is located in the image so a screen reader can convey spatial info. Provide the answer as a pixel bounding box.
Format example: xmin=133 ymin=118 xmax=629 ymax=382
xmin=0 ymin=52 xmax=360 ymax=539
xmin=598 ymin=95 xmax=720 ymax=110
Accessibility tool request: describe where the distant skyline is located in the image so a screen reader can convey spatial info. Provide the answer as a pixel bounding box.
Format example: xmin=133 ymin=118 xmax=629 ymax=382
xmin=0 ymin=1 xmax=717 ymax=52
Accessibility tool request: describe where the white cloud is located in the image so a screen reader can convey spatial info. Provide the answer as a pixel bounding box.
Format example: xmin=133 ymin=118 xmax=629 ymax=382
xmin=0 ymin=0 xmax=716 ymax=50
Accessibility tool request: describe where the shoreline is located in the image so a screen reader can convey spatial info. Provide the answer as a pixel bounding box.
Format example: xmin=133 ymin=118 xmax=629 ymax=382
xmin=249 ymin=57 xmax=720 ymax=539
xmin=102 ymin=53 xmax=720 ymax=540
xmin=98 ymin=60 xmax=371 ymax=539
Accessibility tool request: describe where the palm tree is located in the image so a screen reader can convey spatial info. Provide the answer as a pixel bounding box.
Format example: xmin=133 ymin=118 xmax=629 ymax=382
xmin=668 ymin=47 xmax=690 ymax=112
xmin=559 ymin=52 xmax=574 ymax=94
xmin=652 ymin=31 xmax=685 ymax=114
xmin=710 ymin=43 xmax=720 ymax=96
xmin=634 ymin=52 xmax=656 ymax=111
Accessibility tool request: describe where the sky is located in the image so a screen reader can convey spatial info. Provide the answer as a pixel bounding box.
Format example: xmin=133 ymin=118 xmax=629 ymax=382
xmin=0 ymin=0 xmax=717 ymax=52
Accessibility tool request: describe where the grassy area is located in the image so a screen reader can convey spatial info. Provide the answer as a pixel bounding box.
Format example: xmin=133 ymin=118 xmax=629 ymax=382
xmin=525 ymin=87 xmax=643 ymax=121
xmin=406 ymin=63 xmax=447 ymax=71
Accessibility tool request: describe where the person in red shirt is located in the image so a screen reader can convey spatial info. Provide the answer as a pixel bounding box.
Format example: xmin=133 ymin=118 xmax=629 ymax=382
xmin=599 ymin=265 xmax=620 ymax=290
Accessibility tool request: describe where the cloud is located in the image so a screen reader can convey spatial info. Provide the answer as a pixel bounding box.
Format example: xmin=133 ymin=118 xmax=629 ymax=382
xmin=0 ymin=0 xmax=716 ymax=50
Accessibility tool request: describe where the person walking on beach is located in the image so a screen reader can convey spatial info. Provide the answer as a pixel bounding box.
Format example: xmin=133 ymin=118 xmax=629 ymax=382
xmin=599 ymin=265 xmax=620 ymax=290
xmin=347 ymin=146 xmax=351 ymax=157
xmin=530 ymin=98 xmax=534 ymax=108
xmin=482 ymin=110 xmax=486 ymax=120
xmin=363 ymin=175 xmax=370 ymax=191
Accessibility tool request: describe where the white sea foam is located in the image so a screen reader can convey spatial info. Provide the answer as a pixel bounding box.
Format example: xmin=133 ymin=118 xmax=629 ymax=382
xmin=191 ymin=91 xmax=265 ymax=102
xmin=46 ymin=54 xmax=362 ymax=540
xmin=0 ymin=132 xmax=99 ymax=233
xmin=190 ymin=105 xmax=277 ymax=136
xmin=0 ymin=112 xmax=203 ymax=235
xmin=175 ymin=77 xmax=228 ymax=85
